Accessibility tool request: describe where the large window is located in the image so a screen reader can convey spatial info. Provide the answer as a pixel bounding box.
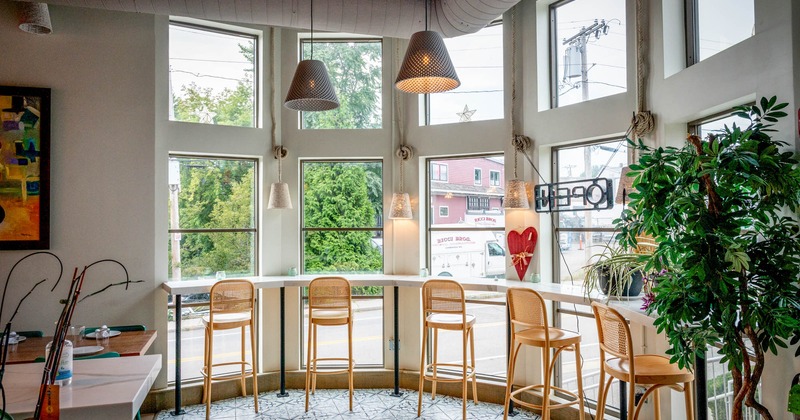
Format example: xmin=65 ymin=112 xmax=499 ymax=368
xmin=167 ymin=156 xmax=258 ymax=382
xmin=686 ymin=0 xmax=754 ymax=65
xmin=688 ymin=105 xmax=752 ymax=139
xmin=552 ymin=139 xmax=627 ymax=409
xmin=427 ymin=155 xmax=507 ymax=378
xmin=301 ymin=160 xmax=384 ymax=367
xmin=300 ymin=38 xmax=382 ymax=129
xmin=550 ymin=0 xmax=626 ymax=108
xmin=169 ymin=22 xmax=257 ymax=127
xmin=421 ymin=22 xmax=504 ymax=125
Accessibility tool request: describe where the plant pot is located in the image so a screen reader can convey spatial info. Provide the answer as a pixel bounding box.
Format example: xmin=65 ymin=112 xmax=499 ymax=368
xmin=599 ymin=269 xmax=644 ymax=297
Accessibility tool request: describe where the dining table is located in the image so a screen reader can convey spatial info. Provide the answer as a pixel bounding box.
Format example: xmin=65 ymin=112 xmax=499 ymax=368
xmin=5 ymin=330 xmax=157 ymax=364
xmin=4 ymin=354 xmax=161 ymax=420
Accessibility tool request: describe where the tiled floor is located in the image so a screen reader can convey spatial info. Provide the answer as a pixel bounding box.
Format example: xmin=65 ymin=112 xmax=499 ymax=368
xmin=155 ymin=388 xmax=542 ymax=419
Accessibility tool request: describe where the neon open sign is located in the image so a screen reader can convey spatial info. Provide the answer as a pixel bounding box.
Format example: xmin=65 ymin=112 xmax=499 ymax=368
xmin=533 ymin=178 xmax=614 ymax=213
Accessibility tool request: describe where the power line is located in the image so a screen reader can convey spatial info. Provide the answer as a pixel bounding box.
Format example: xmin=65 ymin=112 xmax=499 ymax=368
xmin=171 ymin=57 xmax=252 ymax=64
xmin=169 ymin=69 xmax=248 ymax=83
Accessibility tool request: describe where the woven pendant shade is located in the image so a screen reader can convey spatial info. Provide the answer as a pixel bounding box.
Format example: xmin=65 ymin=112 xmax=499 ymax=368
xmin=267 ymin=182 xmax=293 ymax=209
xmin=284 ymin=59 xmax=339 ymax=111
xmin=389 ymin=193 xmax=412 ymax=219
xmin=395 ymin=31 xmax=460 ymax=94
xmin=18 ymin=2 xmax=52 ymax=35
xmin=504 ymin=179 xmax=529 ymax=209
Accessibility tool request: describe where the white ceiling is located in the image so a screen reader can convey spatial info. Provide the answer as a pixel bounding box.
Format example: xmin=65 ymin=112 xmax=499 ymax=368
xmin=31 ymin=0 xmax=520 ymax=38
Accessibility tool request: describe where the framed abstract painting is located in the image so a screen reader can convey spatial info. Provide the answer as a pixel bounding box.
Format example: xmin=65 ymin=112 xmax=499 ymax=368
xmin=0 ymin=86 xmax=50 ymax=250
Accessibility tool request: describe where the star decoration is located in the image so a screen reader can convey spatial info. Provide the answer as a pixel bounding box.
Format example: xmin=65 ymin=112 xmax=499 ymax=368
xmin=456 ymin=105 xmax=476 ymax=122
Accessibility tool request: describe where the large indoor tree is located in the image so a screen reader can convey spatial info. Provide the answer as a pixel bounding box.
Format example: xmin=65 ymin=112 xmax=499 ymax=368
xmin=618 ymin=97 xmax=800 ymax=419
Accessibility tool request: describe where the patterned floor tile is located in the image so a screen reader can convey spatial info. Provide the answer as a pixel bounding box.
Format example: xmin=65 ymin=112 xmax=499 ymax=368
xmin=156 ymin=388 xmax=541 ymax=420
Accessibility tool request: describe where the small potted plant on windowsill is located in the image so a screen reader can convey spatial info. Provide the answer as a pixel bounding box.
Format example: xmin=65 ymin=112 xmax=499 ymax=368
xmin=583 ymin=244 xmax=649 ymax=299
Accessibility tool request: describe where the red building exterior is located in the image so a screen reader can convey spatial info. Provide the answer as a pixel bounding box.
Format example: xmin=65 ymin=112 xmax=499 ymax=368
xmin=429 ymin=156 xmax=505 ymax=226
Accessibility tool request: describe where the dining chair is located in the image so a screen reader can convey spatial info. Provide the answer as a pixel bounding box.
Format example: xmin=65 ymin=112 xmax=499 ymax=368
xmin=591 ymin=302 xmax=694 ymax=420
xmin=504 ymin=287 xmax=585 ymax=420
xmin=202 ymin=279 xmax=258 ymax=420
xmin=418 ymin=279 xmax=478 ymax=420
xmin=305 ymin=276 xmax=354 ymax=412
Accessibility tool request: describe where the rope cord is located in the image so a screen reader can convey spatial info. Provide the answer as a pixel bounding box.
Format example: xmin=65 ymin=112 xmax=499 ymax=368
xmin=509 ymin=5 xmax=532 ymax=174
xmin=270 ymin=27 xmax=288 ymax=182
xmin=630 ymin=0 xmax=654 ymax=138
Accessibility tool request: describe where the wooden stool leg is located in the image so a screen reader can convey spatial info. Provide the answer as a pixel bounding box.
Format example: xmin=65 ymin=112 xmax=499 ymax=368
xmin=206 ymin=328 xmax=209 ymax=420
xmin=202 ymin=327 xmax=209 ymax=405
xmin=574 ymin=344 xmax=585 ymax=420
xmin=348 ymin=316 xmax=354 ymax=412
xmin=469 ymin=326 xmax=478 ymax=403
xmin=431 ymin=328 xmax=439 ymax=399
xmin=462 ymin=327 xmax=468 ymax=420
xmin=653 ymin=386 xmax=661 ymax=420
xmin=250 ymin=321 xmax=259 ymax=413
xmin=305 ymin=318 xmax=313 ymax=412
xmin=684 ymin=381 xmax=694 ymax=420
xmin=596 ymin=367 xmax=609 ymax=420
xmin=417 ymin=323 xmax=428 ymax=417
xmin=240 ymin=325 xmax=246 ymax=397
xmin=542 ymin=346 xmax=551 ymax=420
xmin=504 ymin=342 xmax=520 ymax=420
xmin=312 ymin=324 xmax=318 ymax=394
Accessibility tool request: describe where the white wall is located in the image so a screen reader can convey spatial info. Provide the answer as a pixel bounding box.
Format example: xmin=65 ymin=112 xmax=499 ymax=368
xmin=1 ymin=0 xmax=798 ymax=415
xmin=0 ymin=1 xmax=156 ymax=356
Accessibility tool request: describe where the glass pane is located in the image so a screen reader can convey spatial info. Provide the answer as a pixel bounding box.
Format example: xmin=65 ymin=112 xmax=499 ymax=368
xmin=302 ymin=297 xmax=384 ymax=367
xmin=430 ymin=230 xmax=505 ymax=278
xmin=697 ymin=112 xmax=751 ymax=139
xmin=557 ymin=235 xmax=619 ymax=286
xmin=426 ymin=24 xmax=504 ymax=125
xmin=697 ymin=0 xmax=754 ymax=61
xmin=558 ymin=306 xmax=620 ymax=410
xmin=555 ymin=140 xmax=627 ymax=229
xmin=168 ymin=157 xmax=257 ymax=281
xmin=303 ymin=161 xmax=383 ymax=228
xmin=429 ymin=156 xmax=505 ymax=228
xmin=552 ymin=0 xmax=627 ymax=107
xmin=303 ymin=230 xmax=383 ymax=274
xmin=301 ymin=40 xmax=382 ymax=129
xmin=169 ymin=24 xmax=256 ymax=127
xmin=169 ymin=231 xmax=256 ymax=280
xmin=168 ymin=304 xmax=252 ymax=382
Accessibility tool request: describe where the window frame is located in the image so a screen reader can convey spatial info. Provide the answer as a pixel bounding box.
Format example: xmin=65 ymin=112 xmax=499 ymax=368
xmin=431 ymin=163 xmax=449 ymax=182
xmin=438 ymin=206 xmax=449 ymax=217
xmin=474 ymin=168 xmax=482 ymax=186
xmin=684 ymin=0 xmax=755 ymax=66
xmin=168 ymin=21 xmax=260 ymax=128
xmin=687 ymin=103 xmax=754 ymax=136
xmin=489 ymin=170 xmax=501 ymax=186
xmin=297 ymin=36 xmax=384 ymax=130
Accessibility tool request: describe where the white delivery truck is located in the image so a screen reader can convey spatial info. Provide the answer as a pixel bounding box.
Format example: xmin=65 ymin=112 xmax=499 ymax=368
xmin=430 ymin=230 xmax=506 ymax=278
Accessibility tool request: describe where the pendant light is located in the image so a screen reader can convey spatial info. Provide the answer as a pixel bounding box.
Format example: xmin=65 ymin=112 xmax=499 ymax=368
xmin=17 ymin=2 xmax=52 ymax=35
xmin=269 ymin=28 xmax=292 ymax=209
xmin=389 ymin=146 xmax=413 ymax=219
xmin=504 ymin=7 xmax=529 ymax=210
xmin=395 ymin=0 xmax=460 ymax=94
xmin=284 ymin=0 xmax=339 ymax=111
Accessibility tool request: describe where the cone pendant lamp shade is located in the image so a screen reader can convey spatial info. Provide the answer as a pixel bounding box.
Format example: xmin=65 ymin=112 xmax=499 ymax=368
xmin=395 ymin=31 xmax=460 ymax=94
xmin=284 ymin=59 xmax=339 ymax=111
xmin=268 ymin=182 xmax=293 ymax=209
xmin=504 ymin=179 xmax=529 ymax=209
xmin=18 ymin=2 xmax=52 ymax=35
xmin=389 ymin=193 xmax=412 ymax=219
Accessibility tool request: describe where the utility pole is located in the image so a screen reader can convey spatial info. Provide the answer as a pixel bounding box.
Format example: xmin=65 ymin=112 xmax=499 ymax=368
xmin=562 ymin=19 xmax=613 ymax=101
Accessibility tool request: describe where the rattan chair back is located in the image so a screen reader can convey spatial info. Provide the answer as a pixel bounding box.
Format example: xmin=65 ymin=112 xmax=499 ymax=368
xmin=421 ymin=279 xmax=466 ymax=315
xmin=308 ymin=276 xmax=351 ymax=311
xmin=209 ymin=279 xmax=255 ymax=316
xmin=591 ymin=302 xmax=633 ymax=360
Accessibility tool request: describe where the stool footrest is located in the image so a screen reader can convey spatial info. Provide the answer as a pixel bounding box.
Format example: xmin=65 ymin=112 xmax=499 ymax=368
xmin=422 ymin=362 xmax=477 ymax=383
xmin=510 ymin=384 xmax=581 ymax=411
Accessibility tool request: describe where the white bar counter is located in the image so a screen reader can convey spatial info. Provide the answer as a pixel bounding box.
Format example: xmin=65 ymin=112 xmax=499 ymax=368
xmin=6 ymin=354 xmax=161 ymax=420
xmin=161 ymin=274 xmax=654 ymax=325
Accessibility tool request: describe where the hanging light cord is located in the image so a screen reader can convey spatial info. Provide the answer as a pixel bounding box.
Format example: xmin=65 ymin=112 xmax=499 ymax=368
xmin=270 ymin=27 xmax=287 ymax=181
xmin=310 ymin=0 xmax=314 ymax=59
xmin=630 ymin=0 xmax=653 ymax=138
xmin=394 ymin=38 xmax=414 ymax=193
xmin=509 ymin=5 xmax=532 ymax=175
xmin=425 ymin=0 xmax=429 ymax=31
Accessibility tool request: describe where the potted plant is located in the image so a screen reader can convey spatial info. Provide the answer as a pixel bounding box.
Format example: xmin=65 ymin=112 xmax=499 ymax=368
xmin=617 ymin=97 xmax=800 ymax=420
xmin=583 ymin=244 xmax=648 ymax=298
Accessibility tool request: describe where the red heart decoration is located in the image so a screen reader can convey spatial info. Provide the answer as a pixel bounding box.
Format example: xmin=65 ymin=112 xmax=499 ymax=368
xmin=507 ymin=227 xmax=538 ymax=280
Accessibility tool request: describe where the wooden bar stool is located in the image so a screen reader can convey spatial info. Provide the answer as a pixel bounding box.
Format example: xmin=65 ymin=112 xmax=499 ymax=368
xmin=418 ymin=279 xmax=478 ymax=420
xmin=591 ymin=302 xmax=694 ymax=420
xmin=201 ymin=279 xmax=258 ymax=420
xmin=504 ymin=287 xmax=585 ymax=420
xmin=305 ymin=276 xmax=354 ymax=412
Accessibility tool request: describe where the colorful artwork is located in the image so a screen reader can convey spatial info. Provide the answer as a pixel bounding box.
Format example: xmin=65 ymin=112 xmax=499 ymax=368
xmin=0 ymin=86 xmax=50 ymax=249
